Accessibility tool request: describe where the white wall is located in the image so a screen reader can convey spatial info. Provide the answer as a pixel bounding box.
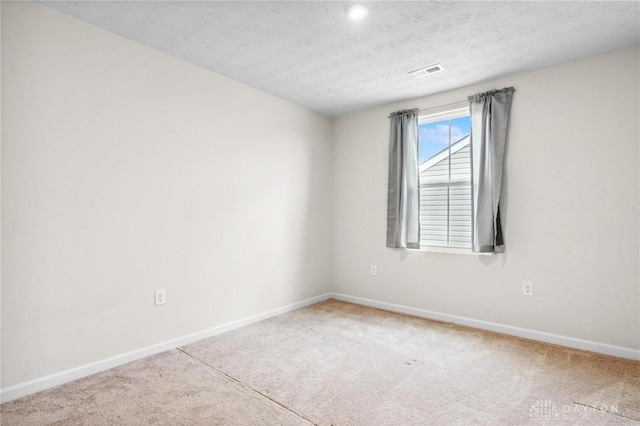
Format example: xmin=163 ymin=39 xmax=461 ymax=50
xmin=1 ymin=2 xmax=332 ymax=388
xmin=332 ymin=48 xmax=640 ymax=351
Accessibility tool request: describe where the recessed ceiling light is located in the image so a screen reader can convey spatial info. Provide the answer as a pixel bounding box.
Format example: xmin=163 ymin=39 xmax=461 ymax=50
xmin=347 ymin=4 xmax=369 ymax=20
xmin=408 ymin=64 xmax=445 ymax=78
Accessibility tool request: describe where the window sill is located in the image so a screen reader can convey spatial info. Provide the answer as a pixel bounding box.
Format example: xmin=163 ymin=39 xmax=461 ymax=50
xmin=411 ymin=245 xmax=493 ymax=256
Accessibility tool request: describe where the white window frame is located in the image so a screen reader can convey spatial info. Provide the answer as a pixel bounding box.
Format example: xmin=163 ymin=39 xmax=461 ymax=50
xmin=417 ymin=105 xmax=473 ymax=254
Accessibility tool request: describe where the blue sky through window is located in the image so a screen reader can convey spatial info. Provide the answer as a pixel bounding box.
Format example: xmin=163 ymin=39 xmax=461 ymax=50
xmin=419 ymin=116 xmax=470 ymax=164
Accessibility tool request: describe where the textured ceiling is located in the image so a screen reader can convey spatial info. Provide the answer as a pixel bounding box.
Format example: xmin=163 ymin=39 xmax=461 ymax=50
xmin=40 ymin=1 xmax=640 ymax=116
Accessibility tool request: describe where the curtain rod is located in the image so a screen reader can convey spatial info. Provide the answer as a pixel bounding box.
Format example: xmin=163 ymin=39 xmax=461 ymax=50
xmin=389 ymin=100 xmax=468 ymax=118
xmin=418 ymin=100 xmax=468 ymax=114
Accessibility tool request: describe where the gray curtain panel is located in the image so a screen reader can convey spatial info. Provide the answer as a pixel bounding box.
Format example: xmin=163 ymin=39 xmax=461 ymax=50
xmin=469 ymin=87 xmax=515 ymax=253
xmin=386 ymin=109 xmax=420 ymax=249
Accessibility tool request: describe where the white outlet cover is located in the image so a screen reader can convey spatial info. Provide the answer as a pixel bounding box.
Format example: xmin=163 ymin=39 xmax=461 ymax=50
xmin=522 ymin=282 xmax=534 ymax=296
xmin=155 ymin=289 xmax=166 ymax=306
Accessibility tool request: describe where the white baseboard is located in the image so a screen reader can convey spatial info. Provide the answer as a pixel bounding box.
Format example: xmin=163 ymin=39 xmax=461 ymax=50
xmin=0 ymin=293 xmax=331 ymax=403
xmin=328 ymin=292 xmax=640 ymax=362
xmin=3 ymin=291 xmax=638 ymax=403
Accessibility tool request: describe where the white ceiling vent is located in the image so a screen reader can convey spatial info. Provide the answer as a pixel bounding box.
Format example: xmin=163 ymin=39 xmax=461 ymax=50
xmin=408 ymin=64 xmax=445 ymax=78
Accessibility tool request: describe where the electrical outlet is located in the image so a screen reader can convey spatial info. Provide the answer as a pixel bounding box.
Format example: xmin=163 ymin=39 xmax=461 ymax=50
xmin=370 ymin=265 xmax=377 ymax=276
xmin=155 ymin=289 xmax=166 ymax=306
xmin=522 ymin=281 xmax=534 ymax=297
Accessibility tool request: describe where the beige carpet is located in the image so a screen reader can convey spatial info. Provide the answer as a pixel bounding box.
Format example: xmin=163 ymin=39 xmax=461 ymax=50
xmin=2 ymin=299 xmax=639 ymax=425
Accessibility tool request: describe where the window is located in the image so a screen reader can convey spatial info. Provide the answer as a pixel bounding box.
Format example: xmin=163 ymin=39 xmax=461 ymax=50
xmin=418 ymin=106 xmax=472 ymax=250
